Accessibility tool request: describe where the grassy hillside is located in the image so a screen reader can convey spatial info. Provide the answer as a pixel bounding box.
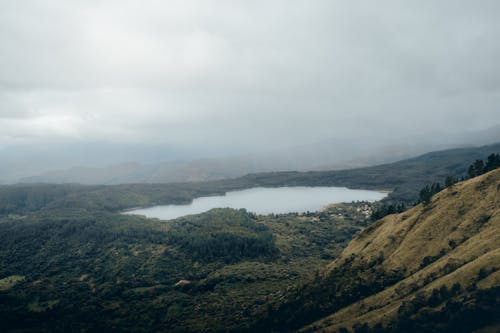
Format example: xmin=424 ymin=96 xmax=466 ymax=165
xmin=1 ymin=143 xmax=499 ymax=216
xmin=254 ymin=169 xmax=499 ymax=332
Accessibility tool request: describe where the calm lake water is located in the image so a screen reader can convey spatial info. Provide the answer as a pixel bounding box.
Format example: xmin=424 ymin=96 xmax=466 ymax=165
xmin=124 ymin=186 xmax=387 ymax=220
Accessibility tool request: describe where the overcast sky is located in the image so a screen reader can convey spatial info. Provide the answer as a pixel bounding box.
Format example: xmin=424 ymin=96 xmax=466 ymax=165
xmin=1 ymin=0 xmax=499 ymax=154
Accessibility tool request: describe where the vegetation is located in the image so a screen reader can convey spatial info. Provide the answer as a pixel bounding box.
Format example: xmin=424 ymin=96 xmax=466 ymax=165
xmin=166 ymin=208 xmax=279 ymax=263
xmin=250 ymin=168 xmax=500 ymax=333
xmin=370 ymin=202 xmax=407 ymax=220
xmin=0 ymin=148 xmax=498 ymax=332
xmin=370 ymin=152 xmax=499 ymax=220
xmin=418 ymin=182 xmax=442 ymax=205
xmin=344 ymin=285 xmax=500 ymax=333
xmin=385 ymin=286 xmax=500 ymax=333
xmin=0 ymin=201 xmax=374 ymax=332
xmin=417 ymin=153 xmax=500 ymax=205
xmin=468 ymin=153 xmax=500 ymax=177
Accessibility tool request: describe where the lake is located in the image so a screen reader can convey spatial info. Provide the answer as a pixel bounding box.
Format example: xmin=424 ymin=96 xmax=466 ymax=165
xmin=124 ymin=186 xmax=387 ymax=220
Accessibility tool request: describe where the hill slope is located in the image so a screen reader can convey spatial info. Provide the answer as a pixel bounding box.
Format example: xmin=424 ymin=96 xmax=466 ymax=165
xmin=305 ymin=168 xmax=500 ymax=332
xmin=256 ymin=168 xmax=499 ymax=332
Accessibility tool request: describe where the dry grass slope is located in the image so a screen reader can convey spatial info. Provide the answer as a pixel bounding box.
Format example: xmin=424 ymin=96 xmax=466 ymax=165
xmin=305 ymin=168 xmax=500 ymax=332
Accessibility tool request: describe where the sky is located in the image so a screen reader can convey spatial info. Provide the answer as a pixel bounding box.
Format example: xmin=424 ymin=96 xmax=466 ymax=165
xmin=1 ymin=0 xmax=500 ymax=157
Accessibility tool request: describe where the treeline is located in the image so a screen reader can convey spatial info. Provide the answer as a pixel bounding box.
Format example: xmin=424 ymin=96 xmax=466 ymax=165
xmin=372 ymin=153 xmax=500 ymax=219
xmin=467 ymin=153 xmax=500 ymax=177
xmin=371 ymin=203 xmax=407 ymax=221
xmin=418 ymin=153 xmax=500 ymax=205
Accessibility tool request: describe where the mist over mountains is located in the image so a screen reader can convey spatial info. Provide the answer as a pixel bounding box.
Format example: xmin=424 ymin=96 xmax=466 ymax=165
xmin=8 ymin=124 xmax=499 ymax=185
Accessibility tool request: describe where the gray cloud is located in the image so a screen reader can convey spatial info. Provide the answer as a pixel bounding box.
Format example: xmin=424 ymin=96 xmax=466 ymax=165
xmin=0 ymin=0 xmax=499 ymax=153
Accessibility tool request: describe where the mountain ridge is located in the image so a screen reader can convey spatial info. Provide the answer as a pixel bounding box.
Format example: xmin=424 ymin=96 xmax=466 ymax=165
xmin=17 ymin=137 xmax=500 ymax=185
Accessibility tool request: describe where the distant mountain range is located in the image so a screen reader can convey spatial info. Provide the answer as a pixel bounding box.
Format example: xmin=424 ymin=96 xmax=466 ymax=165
xmin=17 ymin=125 xmax=500 ymax=185
xmin=2 ymin=124 xmax=497 ymax=185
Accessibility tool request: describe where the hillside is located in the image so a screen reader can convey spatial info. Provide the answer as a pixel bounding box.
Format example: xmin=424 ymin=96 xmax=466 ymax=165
xmin=256 ymin=168 xmax=499 ymax=332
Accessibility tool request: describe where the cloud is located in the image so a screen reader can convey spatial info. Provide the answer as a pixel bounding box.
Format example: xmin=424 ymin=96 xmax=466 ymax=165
xmin=0 ymin=0 xmax=499 ymax=152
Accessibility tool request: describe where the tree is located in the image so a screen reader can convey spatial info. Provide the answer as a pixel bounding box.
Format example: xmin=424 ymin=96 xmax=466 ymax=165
xmin=430 ymin=182 xmax=442 ymax=194
xmin=473 ymin=159 xmax=485 ymax=175
xmin=419 ymin=186 xmax=432 ymax=205
xmin=445 ymin=176 xmax=455 ymax=188
xmin=468 ymin=165 xmax=476 ymax=178
xmin=467 ymin=155 xmax=499 ymax=179
xmin=485 ymin=153 xmax=500 ymax=172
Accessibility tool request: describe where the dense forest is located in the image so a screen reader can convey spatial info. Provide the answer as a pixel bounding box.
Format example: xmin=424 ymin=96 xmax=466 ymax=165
xmin=0 ymin=200 xmax=374 ymax=332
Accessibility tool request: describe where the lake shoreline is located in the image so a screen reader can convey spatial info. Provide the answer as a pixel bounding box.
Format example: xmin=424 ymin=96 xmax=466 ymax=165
xmin=123 ymin=186 xmax=388 ymax=220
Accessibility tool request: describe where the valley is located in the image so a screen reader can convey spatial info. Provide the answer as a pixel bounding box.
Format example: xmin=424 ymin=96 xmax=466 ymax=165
xmin=0 ymin=147 xmax=498 ymax=332
xmin=2 ymin=2 xmax=499 ymax=332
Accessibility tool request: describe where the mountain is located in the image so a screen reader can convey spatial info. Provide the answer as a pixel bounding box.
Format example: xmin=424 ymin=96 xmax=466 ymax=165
xmin=13 ymin=149 xmax=406 ymax=185
xmin=5 ymin=141 xmax=466 ymax=185
xmin=15 ymin=126 xmax=500 ymax=185
xmin=256 ymin=168 xmax=500 ymax=332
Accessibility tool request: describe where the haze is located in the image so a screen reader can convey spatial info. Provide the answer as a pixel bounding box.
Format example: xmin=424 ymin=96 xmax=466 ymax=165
xmin=1 ymin=1 xmax=499 ymax=183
